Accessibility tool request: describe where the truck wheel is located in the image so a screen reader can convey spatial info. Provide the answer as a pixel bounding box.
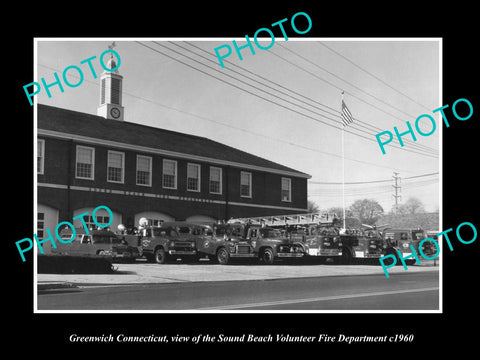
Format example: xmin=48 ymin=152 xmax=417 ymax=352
xmin=262 ymin=248 xmax=275 ymax=265
xmin=154 ymin=248 xmax=168 ymax=264
xmin=217 ymin=247 xmax=230 ymax=265
xmin=383 ymin=250 xmax=400 ymax=266
xmin=339 ymin=247 xmax=352 ymax=265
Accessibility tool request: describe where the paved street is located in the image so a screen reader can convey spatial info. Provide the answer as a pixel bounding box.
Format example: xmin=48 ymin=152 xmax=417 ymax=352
xmin=37 ymin=258 xmax=439 ymax=286
xmin=37 ymin=265 xmax=439 ymax=311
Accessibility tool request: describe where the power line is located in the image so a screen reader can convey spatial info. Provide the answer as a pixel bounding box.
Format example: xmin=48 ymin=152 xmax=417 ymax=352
xmin=160 ymin=42 xmax=438 ymax=156
xmin=308 ymin=171 xmax=438 ymax=185
xmin=280 ymin=44 xmax=418 ymax=119
xmin=404 ymin=172 xmax=440 ymax=180
xmin=37 ymin=62 xmax=421 ymax=175
xmin=277 ymin=43 xmax=423 ymax=121
xmin=316 ymin=42 xmax=433 ymax=111
xmin=309 ymin=178 xmax=438 ymax=197
xmin=309 ymin=178 xmax=438 ymax=198
xmin=182 ymin=41 xmax=438 ymax=156
xmin=138 ymin=41 xmax=438 ymax=159
xmin=269 ymin=44 xmax=434 ymax=134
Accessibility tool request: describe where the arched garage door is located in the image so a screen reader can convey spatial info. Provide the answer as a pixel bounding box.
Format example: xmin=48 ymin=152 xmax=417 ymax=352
xmin=73 ymin=207 xmax=122 ymax=232
xmin=134 ymin=211 xmax=175 ymax=227
xmin=185 ymin=215 xmax=217 ymax=224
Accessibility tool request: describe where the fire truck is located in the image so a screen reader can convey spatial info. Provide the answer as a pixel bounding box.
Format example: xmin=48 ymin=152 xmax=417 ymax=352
xmin=140 ymin=221 xmax=204 ymax=263
xmin=336 ymin=226 xmax=386 ymax=264
xmin=246 ymin=225 xmax=305 ymax=264
xmin=227 ymin=213 xmax=337 ymax=264
xmin=382 ymin=227 xmax=430 ymax=265
xmin=228 ymin=212 xmax=385 ymax=264
xmin=231 ymin=212 xmax=342 ymax=262
xmin=195 ymin=223 xmax=256 ymax=264
xmin=299 ymin=226 xmax=343 ymax=262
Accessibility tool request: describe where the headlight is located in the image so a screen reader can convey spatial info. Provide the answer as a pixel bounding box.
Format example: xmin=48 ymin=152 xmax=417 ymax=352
xmin=169 ymin=240 xmax=175 ymax=247
xmin=251 ymin=240 xmax=256 ymax=248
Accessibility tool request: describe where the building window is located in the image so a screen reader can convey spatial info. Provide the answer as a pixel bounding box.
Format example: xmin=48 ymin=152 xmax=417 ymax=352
xmin=37 ymin=212 xmax=44 ymax=238
xmin=146 ymin=218 xmax=164 ymax=227
xmin=281 ymin=177 xmax=292 ymax=202
xmin=187 ymin=163 xmax=201 ymax=192
xmin=240 ymin=171 xmax=252 ymax=198
xmin=37 ymin=139 xmax=45 ymax=175
xmin=107 ymin=150 xmax=124 ymax=183
xmin=136 ymin=155 xmax=152 ymax=186
xmin=163 ymin=159 xmax=177 ymax=189
xmin=81 ymin=214 xmax=111 ymax=230
xmin=209 ymin=167 xmax=222 ymax=194
xmin=76 ymin=146 xmax=95 ymax=180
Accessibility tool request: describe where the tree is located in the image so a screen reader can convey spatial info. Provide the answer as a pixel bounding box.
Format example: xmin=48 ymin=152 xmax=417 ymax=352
xmin=327 ymin=207 xmax=353 ymax=219
xmin=307 ymin=200 xmax=320 ymax=213
xmin=397 ymin=197 xmax=425 ymax=215
xmin=349 ymin=199 xmax=384 ymax=225
xmin=327 ymin=207 xmax=357 ymax=228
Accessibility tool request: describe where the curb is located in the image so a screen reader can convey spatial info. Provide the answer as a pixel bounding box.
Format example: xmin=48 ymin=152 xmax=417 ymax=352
xmin=36 ymin=267 xmax=439 ymax=288
xmin=37 ymin=282 xmax=78 ymax=290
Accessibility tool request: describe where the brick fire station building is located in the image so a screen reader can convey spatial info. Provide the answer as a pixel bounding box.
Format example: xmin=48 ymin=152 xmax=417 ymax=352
xmin=36 ymin=53 xmax=310 ymax=239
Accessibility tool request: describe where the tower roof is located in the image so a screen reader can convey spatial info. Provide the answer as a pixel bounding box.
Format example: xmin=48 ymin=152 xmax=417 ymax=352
xmin=106 ymin=57 xmax=117 ymax=71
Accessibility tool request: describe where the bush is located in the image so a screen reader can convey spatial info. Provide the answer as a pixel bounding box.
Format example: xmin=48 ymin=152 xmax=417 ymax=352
xmin=38 ymin=254 xmax=114 ymax=274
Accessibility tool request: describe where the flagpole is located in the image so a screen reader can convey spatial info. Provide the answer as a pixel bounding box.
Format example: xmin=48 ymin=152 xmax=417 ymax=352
xmin=341 ymin=91 xmax=346 ymax=230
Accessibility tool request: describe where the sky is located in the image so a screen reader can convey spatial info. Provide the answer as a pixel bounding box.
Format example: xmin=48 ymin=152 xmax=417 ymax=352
xmin=34 ymin=38 xmax=441 ymax=213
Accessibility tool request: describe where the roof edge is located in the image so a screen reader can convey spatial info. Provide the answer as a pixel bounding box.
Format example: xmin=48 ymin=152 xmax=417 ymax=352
xmin=38 ymin=128 xmax=312 ymax=179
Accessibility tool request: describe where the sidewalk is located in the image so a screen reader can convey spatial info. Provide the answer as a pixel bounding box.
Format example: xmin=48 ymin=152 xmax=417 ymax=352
xmin=37 ymin=260 xmax=440 ymax=290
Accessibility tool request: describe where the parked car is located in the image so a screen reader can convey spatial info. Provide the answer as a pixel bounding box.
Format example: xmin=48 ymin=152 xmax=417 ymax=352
xmin=54 ymin=227 xmax=140 ymax=261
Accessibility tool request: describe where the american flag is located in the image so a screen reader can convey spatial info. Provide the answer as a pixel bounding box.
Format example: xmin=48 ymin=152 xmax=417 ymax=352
xmin=341 ymin=100 xmax=354 ymax=127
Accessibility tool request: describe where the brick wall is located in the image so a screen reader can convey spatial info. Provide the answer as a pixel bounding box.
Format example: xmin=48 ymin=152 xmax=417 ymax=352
xmin=38 ymin=137 xmax=308 ymax=223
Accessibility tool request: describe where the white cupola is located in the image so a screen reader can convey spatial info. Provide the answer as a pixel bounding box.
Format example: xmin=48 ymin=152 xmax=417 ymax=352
xmin=97 ymin=42 xmax=124 ymax=121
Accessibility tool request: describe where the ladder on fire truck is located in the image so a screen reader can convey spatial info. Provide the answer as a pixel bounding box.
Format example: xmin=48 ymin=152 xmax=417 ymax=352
xmin=227 ymin=212 xmax=338 ymax=227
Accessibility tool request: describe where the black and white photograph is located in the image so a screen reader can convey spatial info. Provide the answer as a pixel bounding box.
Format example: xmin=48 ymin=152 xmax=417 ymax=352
xmin=7 ymin=4 xmax=479 ymax=354
xmin=33 ymin=38 xmax=441 ymax=312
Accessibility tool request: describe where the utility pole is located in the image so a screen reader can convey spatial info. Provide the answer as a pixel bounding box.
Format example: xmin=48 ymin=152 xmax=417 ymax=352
xmin=392 ymin=172 xmax=402 ymax=214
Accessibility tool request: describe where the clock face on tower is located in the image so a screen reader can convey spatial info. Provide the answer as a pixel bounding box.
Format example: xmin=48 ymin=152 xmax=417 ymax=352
xmin=110 ymin=107 xmax=121 ymax=119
